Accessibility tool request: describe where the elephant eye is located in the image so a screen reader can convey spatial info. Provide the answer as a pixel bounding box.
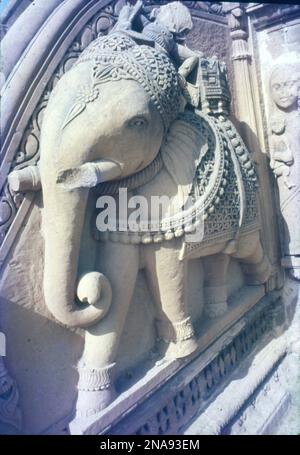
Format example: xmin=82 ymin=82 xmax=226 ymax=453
xmin=128 ymin=116 xmax=148 ymax=128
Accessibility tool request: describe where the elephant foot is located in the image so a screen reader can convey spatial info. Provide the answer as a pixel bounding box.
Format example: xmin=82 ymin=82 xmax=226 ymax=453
xmin=156 ymin=316 xmax=198 ymax=360
xmin=204 ymin=285 xmax=228 ymax=319
xmin=242 ymin=255 xmax=272 ymax=285
xmin=75 ymin=388 xmax=117 ymax=418
xmin=75 ymin=362 xmax=117 ymax=418
xmin=163 ymin=336 xmax=199 ymax=360
xmin=204 ymin=301 xmax=228 ymax=318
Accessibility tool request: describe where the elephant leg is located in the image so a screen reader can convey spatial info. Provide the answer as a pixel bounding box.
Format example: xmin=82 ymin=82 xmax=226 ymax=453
xmin=202 ymin=253 xmax=230 ymax=318
xmin=76 ymin=241 xmax=139 ymax=417
xmin=233 ymin=232 xmax=271 ymax=285
xmin=144 ymin=240 xmax=198 ymax=360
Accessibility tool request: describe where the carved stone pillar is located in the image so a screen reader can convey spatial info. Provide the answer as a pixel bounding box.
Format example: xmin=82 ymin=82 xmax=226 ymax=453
xmin=226 ymin=3 xmax=256 ymax=139
xmin=225 ymin=3 xmax=282 ymax=290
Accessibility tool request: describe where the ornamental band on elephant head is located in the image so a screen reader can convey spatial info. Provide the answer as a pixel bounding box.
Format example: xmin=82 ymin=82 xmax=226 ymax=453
xmin=9 ymin=2 xmax=271 ymax=420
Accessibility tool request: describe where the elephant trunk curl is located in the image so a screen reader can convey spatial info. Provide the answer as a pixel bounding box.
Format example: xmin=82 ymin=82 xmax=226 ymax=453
xmin=42 ymin=180 xmax=111 ymax=329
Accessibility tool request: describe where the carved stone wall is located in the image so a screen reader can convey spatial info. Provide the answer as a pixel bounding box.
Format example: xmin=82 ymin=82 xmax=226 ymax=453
xmin=0 ymin=1 xmax=295 ymax=436
xmin=0 ymin=0 xmax=247 ymax=434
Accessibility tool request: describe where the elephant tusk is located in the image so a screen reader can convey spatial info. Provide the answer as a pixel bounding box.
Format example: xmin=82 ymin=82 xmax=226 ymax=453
xmin=7 ymin=160 xmax=122 ymax=193
xmin=8 ymin=165 xmax=41 ymax=192
xmin=56 ymin=160 xmax=122 ymax=190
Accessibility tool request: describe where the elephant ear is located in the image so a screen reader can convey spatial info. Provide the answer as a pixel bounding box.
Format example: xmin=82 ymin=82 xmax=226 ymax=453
xmin=161 ymin=112 xmax=208 ymax=203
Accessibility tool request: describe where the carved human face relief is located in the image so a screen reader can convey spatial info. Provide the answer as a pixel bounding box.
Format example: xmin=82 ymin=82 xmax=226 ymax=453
xmin=270 ymin=65 xmax=300 ymax=111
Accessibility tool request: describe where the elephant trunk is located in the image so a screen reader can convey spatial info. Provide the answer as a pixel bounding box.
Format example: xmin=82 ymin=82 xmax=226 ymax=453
xmin=42 ymin=183 xmax=111 ymax=329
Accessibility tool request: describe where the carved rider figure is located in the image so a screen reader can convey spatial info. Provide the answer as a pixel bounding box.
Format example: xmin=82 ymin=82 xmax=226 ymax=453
xmin=113 ymin=1 xmax=202 ymax=80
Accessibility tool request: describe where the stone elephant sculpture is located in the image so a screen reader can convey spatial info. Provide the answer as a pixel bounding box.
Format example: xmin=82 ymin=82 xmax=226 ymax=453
xmin=34 ymin=33 xmax=271 ymax=418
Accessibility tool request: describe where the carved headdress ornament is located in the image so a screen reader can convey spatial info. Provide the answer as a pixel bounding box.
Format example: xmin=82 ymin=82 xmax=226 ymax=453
xmin=68 ymin=33 xmax=183 ymax=131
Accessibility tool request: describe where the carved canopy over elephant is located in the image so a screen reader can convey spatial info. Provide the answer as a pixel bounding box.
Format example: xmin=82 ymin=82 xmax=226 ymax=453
xmin=8 ymin=3 xmax=271 ymax=420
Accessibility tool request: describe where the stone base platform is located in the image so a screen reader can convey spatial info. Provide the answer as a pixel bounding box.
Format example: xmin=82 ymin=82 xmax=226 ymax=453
xmin=40 ymin=281 xmax=299 ymax=436
xmin=64 ymin=286 xmax=281 ymax=435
